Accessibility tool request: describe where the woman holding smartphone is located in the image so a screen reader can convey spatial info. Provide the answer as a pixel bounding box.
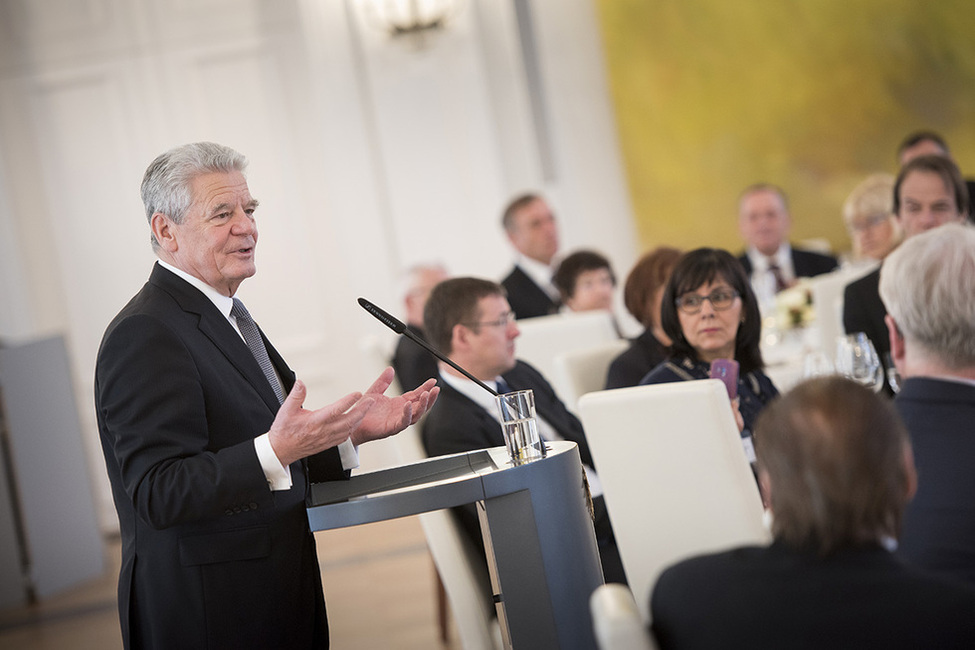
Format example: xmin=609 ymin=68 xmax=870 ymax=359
xmin=640 ymin=248 xmax=778 ymax=448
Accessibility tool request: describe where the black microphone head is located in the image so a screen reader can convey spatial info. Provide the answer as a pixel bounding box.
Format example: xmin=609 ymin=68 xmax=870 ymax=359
xmin=358 ymin=297 xmax=407 ymax=334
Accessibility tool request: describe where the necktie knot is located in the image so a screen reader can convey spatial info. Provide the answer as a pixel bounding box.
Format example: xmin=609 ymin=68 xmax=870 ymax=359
xmin=230 ymin=297 xmax=251 ymax=321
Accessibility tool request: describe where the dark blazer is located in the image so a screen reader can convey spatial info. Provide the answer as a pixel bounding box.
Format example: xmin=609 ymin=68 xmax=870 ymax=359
xmin=897 ymin=377 xmax=975 ymax=586
xmin=422 ymin=360 xmax=626 ymax=584
xmin=501 ymin=265 xmax=559 ymax=319
xmin=737 ymin=246 xmax=838 ymax=278
xmin=842 ymin=267 xmax=895 ymax=395
xmin=605 ymin=328 xmax=669 ymax=390
xmin=651 ymin=542 xmax=975 ymax=649
xmin=422 ymin=360 xmax=595 ymax=468
xmin=391 ymin=324 xmax=438 ymax=392
xmin=95 ymin=264 xmax=346 ymax=649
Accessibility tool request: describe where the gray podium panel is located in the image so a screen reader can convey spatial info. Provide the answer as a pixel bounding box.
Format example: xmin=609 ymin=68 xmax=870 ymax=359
xmin=307 ymin=441 xmax=603 ymax=650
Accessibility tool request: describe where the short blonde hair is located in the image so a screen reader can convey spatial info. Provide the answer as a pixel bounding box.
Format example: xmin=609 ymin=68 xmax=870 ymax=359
xmin=842 ymin=173 xmax=894 ymax=227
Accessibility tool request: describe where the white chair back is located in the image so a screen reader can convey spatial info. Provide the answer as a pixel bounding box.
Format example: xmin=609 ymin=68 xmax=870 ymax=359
xmin=515 ymin=311 xmax=619 ymax=399
xmin=590 ymin=584 xmax=658 ymax=650
xmin=552 ymin=339 xmax=630 ymax=411
xmin=577 ymin=380 xmax=770 ymax=623
xmin=390 ymin=427 xmax=501 ymax=650
xmin=807 ymin=264 xmax=877 ymax=356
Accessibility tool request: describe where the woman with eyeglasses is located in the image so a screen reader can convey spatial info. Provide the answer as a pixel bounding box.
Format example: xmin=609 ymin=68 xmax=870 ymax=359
xmin=639 ymin=248 xmax=778 ymax=446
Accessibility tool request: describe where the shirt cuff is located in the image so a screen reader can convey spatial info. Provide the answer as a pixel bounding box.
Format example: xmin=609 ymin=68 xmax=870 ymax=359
xmin=255 ymin=433 xmax=292 ymax=491
xmin=338 ymin=438 xmax=360 ymax=471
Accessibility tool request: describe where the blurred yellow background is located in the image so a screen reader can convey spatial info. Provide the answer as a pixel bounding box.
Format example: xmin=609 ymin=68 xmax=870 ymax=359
xmin=595 ymin=0 xmax=975 ymax=257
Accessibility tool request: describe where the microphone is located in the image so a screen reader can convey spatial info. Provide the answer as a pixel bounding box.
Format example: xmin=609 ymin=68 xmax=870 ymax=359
xmin=358 ymin=297 xmax=500 ymax=397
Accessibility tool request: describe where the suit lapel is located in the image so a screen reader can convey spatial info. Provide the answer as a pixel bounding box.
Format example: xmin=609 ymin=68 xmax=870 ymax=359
xmin=149 ymin=264 xmax=283 ymax=412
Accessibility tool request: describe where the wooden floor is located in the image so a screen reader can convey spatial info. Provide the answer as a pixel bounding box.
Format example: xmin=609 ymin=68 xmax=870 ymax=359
xmin=0 ymin=516 xmax=461 ymax=649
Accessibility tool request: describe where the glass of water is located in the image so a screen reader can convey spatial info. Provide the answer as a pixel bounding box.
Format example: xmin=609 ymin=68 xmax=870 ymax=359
xmin=495 ymin=389 xmax=546 ymax=465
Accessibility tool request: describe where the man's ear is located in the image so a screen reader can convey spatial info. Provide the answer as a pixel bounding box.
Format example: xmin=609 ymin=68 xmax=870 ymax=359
xmin=450 ymin=323 xmax=469 ymax=354
xmin=885 ymin=314 xmax=905 ymax=367
xmin=151 ymin=212 xmax=178 ymax=253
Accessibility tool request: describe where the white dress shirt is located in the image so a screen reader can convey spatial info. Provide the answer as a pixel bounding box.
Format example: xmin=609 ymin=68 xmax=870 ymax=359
xmin=745 ymin=243 xmax=795 ymax=310
xmin=515 ymin=253 xmax=561 ymax=303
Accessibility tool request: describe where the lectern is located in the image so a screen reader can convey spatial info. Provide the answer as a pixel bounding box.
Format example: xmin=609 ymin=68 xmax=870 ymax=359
xmin=307 ymin=440 xmax=603 ymax=649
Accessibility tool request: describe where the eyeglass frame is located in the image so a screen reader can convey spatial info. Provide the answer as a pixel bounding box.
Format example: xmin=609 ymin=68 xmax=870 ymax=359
xmin=461 ymin=310 xmax=517 ymax=329
xmin=675 ymin=288 xmax=740 ymax=315
xmin=848 ymin=212 xmax=891 ymax=233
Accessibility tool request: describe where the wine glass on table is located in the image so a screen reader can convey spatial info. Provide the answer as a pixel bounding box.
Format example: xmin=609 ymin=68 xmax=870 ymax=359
xmin=802 ymin=350 xmax=834 ymax=379
xmin=835 ymin=333 xmax=883 ymax=392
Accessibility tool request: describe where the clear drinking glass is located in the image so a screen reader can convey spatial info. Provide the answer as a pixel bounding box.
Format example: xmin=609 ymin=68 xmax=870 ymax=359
xmin=495 ymin=389 xmax=546 ymax=465
xmin=802 ymin=350 xmax=834 ymax=379
xmin=835 ymin=333 xmax=883 ymax=392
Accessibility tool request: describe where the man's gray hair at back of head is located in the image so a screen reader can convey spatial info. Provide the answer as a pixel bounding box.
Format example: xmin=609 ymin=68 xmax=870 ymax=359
xmin=879 ymin=222 xmax=975 ymax=368
xmin=141 ymin=142 xmax=248 ymax=251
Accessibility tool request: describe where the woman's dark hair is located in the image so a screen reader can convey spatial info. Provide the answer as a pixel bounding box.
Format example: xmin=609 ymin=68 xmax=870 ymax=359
xmin=659 ymin=248 xmax=764 ymax=373
xmin=552 ymin=249 xmax=615 ymax=302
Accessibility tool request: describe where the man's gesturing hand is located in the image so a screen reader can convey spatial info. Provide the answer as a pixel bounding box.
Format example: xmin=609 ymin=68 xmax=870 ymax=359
xmin=267 ymin=380 xmax=374 ymax=468
xmin=267 ymin=369 xmax=439 ymax=467
xmin=350 ymin=367 xmax=440 ymax=447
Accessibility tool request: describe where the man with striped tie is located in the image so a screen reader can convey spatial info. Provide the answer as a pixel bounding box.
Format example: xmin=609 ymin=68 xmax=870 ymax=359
xmin=95 ymin=142 xmax=438 ymax=649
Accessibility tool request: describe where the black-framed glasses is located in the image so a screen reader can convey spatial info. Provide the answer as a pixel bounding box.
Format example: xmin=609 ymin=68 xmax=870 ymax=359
xmin=462 ymin=311 xmax=516 ymax=328
xmin=675 ymin=288 xmax=739 ymax=315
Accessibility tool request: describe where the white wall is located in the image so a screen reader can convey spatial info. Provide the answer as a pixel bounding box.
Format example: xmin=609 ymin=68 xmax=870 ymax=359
xmin=0 ymin=0 xmax=637 ymax=532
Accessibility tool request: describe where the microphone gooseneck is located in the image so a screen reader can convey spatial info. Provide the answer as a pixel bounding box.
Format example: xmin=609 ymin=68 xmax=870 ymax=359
xmin=358 ymin=297 xmax=500 ymax=397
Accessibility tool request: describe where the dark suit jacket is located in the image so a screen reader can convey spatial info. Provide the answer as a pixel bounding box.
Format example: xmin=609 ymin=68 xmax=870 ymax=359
xmin=605 ymin=328 xmax=669 ymax=390
xmin=95 ymin=264 xmax=346 ymax=649
xmin=842 ymin=267 xmax=895 ymax=395
xmin=897 ymin=377 xmax=975 ymax=585
xmin=391 ymin=324 xmax=438 ymax=392
xmin=501 ymin=265 xmax=559 ymax=319
xmin=651 ymin=542 xmax=975 ymax=649
xmin=737 ymin=246 xmax=839 ymax=278
xmin=422 ymin=360 xmax=595 ymax=467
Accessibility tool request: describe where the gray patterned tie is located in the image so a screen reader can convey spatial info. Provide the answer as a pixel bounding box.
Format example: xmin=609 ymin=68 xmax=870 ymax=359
xmin=231 ymin=298 xmax=285 ymax=404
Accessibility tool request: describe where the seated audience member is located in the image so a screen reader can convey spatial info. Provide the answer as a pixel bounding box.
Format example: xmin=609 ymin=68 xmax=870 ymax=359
xmin=553 ymin=249 xmax=617 ymax=314
xmin=843 ymin=155 xmax=969 ymax=395
xmin=879 ymin=223 xmax=975 ymax=585
xmin=500 ymin=193 xmax=562 ymax=319
xmin=897 ymin=130 xmax=975 ymax=223
xmin=650 ymin=376 xmax=975 ymax=649
xmin=736 ymin=183 xmax=838 ymax=307
xmin=391 ymin=263 xmax=449 ymax=392
xmin=640 ymin=248 xmax=778 ymax=454
xmin=605 ymin=246 xmax=682 ymax=389
xmin=421 ymin=277 xmax=626 ymax=584
xmin=552 ymin=249 xmax=623 ymax=336
xmin=842 ymin=173 xmax=901 ymax=264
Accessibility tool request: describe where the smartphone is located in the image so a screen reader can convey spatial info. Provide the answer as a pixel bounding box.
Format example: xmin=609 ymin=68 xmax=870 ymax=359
xmin=709 ymin=359 xmax=739 ymax=400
